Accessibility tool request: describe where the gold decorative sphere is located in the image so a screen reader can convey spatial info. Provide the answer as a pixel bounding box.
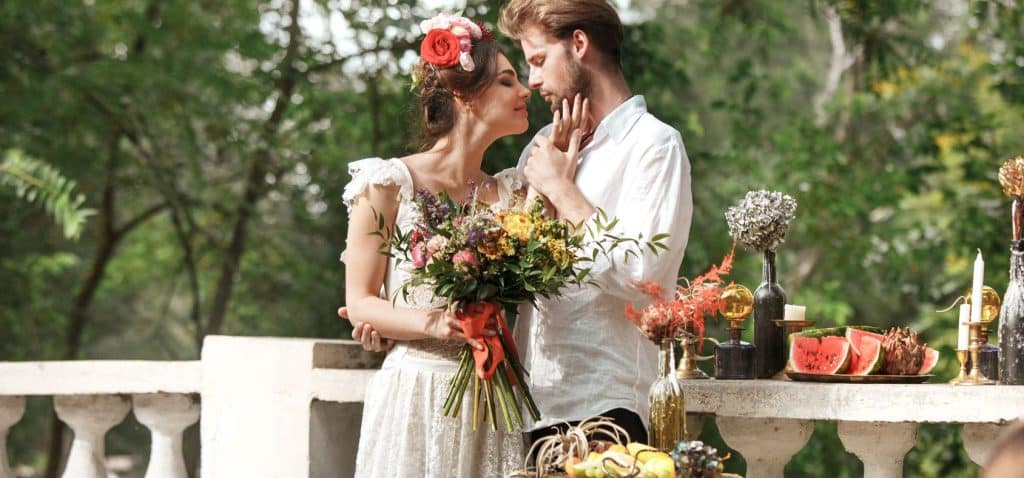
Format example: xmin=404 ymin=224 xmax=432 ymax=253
xmin=965 ymin=285 xmax=1001 ymax=324
xmin=721 ymin=284 xmax=754 ymax=321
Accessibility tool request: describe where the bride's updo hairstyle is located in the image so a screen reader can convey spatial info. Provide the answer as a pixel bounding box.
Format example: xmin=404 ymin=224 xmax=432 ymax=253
xmin=412 ymin=14 xmax=502 ymax=151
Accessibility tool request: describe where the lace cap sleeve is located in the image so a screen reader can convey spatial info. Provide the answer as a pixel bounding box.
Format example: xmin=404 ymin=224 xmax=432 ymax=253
xmin=342 ymin=158 xmax=414 ymax=213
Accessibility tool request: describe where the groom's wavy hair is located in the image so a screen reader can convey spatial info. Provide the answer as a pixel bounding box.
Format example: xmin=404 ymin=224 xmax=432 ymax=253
xmin=497 ymin=0 xmax=624 ymax=66
xmin=413 ymin=39 xmax=503 ymax=151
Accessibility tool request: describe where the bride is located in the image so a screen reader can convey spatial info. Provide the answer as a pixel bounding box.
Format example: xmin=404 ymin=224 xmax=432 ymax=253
xmin=342 ymin=14 xmax=532 ymax=477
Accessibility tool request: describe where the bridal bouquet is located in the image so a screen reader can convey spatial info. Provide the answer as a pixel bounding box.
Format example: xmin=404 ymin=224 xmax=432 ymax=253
xmin=378 ymin=189 xmax=667 ymax=432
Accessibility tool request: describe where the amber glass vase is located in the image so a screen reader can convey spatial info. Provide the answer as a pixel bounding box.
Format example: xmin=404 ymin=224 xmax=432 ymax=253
xmin=649 ymin=338 xmax=686 ymax=449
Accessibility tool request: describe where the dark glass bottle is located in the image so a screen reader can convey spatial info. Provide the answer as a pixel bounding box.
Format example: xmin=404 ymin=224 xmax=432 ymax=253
xmin=999 ymin=239 xmax=1024 ymax=384
xmin=754 ymin=250 xmax=787 ymax=378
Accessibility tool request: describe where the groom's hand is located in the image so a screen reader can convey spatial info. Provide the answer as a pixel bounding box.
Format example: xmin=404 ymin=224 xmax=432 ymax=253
xmin=524 ymin=129 xmax=596 ymax=224
xmin=338 ymin=306 xmax=394 ymax=352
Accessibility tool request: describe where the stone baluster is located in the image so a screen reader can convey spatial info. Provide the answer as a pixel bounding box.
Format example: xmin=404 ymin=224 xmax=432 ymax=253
xmin=716 ymin=416 xmax=813 ymax=478
xmin=962 ymin=422 xmax=1008 ymax=466
xmin=0 ymin=396 xmax=26 ymax=478
xmin=837 ymin=421 xmax=917 ymax=478
xmin=133 ymin=393 xmax=200 ymax=478
xmin=54 ymin=394 xmax=131 ymax=478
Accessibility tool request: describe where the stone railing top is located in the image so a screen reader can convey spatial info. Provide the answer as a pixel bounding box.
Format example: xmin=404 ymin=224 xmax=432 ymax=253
xmin=682 ymin=379 xmax=1024 ymax=424
xmin=0 ymin=360 xmax=201 ymax=396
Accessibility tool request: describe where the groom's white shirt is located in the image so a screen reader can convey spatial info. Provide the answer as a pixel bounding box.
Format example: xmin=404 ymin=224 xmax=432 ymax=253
xmin=514 ymin=95 xmax=693 ymax=431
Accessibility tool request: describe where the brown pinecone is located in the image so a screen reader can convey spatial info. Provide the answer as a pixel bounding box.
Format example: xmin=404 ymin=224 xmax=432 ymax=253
xmin=881 ymin=327 xmax=927 ymax=375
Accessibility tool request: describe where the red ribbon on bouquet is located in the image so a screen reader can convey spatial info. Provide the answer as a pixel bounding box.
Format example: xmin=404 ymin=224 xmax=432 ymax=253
xmin=456 ymin=302 xmax=517 ymax=381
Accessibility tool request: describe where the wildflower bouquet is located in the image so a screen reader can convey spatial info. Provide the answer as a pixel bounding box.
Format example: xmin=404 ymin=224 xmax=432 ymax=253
xmin=379 ymin=189 xmax=667 ymax=432
xmin=625 ymin=247 xmax=735 ymax=346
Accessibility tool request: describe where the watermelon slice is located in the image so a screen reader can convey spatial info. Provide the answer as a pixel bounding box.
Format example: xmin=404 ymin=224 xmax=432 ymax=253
xmin=918 ymin=347 xmax=940 ymax=375
xmin=789 ymin=335 xmax=851 ymax=374
xmin=846 ymin=336 xmax=884 ymax=375
xmin=844 ymin=328 xmax=885 ymax=375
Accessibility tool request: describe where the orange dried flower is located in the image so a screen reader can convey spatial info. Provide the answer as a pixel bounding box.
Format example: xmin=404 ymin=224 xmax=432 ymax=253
xmin=625 ymin=244 xmax=736 ymax=346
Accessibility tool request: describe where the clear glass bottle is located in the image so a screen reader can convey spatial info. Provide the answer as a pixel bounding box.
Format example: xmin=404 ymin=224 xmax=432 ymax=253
xmin=999 ymin=239 xmax=1024 ymax=384
xmin=649 ymin=338 xmax=686 ymax=450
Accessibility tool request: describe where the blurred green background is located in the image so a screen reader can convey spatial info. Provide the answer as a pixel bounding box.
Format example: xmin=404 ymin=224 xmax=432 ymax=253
xmin=2 ymin=0 xmax=1022 ymax=476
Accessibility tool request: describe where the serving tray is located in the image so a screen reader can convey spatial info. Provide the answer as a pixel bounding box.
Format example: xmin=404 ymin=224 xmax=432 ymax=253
xmin=786 ymin=371 xmax=932 ymax=383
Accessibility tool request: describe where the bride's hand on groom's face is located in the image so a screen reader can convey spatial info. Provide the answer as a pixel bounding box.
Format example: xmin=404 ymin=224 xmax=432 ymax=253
xmin=551 ymin=94 xmax=591 ymax=152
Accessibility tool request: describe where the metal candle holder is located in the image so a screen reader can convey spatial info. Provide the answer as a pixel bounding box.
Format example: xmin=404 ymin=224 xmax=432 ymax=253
xmin=949 ymin=321 xmax=996 ymax=385
xmin=715 ymin=284 xmax=756 ymax=379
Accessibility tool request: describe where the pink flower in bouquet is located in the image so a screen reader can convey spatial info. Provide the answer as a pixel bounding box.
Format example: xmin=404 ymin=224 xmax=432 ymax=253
xmin=452 ymin=250 xmax=480 ymax=269
xmin=411 ymin=242 xmax=428 ymax=268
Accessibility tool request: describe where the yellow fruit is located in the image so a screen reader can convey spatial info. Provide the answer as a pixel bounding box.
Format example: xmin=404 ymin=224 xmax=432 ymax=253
xmin=602 ymin=451 xmax=638 ymax=477
xmin=607 ymin=444 xmax=628 ymax=455
xmin=626 ymin=442 xmax=659 ymax=463
xmin=565 ymin=456 xmax=582 ymax=478
xmin=644 ymin=456 xmax=675 ymax=478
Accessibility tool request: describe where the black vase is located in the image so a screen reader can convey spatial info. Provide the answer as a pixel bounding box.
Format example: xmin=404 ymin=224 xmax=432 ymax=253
xmin=754 ymin=250 xmax=787 ymax=378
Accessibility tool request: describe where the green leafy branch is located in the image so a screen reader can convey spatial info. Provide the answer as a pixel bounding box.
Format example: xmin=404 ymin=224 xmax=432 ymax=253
xmin=1 ymin=150 xmax=95 ymax=240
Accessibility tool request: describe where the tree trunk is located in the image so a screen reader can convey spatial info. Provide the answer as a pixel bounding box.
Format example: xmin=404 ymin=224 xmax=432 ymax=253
xmin=204 ymin=0 xmax=302 ymax=336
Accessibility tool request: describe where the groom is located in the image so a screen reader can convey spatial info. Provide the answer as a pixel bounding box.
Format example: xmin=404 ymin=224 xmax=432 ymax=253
xmin=343 ymin=0 xmax=692 ymax=446
xmin=497 ymin=0 xmax=691 ymax=445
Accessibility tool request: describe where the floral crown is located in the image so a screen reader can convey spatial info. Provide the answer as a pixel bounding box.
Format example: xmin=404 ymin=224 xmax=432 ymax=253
xmin=415 ymin=13 xmax=493 ymax=84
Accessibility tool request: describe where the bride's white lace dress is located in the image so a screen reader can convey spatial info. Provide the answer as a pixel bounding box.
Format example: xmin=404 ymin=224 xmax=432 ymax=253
xmin=342 ymin=157 xmax=525 ymax=478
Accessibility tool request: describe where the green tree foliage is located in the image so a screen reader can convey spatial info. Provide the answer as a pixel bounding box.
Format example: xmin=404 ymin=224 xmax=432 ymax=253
xmin=1 ymin=150 xmax=95 ymax=240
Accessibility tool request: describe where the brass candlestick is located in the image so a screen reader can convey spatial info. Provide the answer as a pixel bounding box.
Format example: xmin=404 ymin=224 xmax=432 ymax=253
xmin=676 ymin=333 xmax=714 ymax=380
xmin=949 ymin=349 xmax=969 ymax=385
xmin=951 ymin=322 xmax=997 ymax=385
xmin=965 ymin=285 xmax=1001 ymax=380
xmin=772 ymin=319 xmax=817 ymax=337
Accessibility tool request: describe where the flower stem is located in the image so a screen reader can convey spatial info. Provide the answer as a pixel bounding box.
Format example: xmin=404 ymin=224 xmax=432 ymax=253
xmin=499 ymin=333 xmax=541 ymax=420
xmin=472 ymin=374 xmax=481 ymax=431
xmin=443 ymin=347 xmax=471 ymax=415
xmin=493 ymin=367 xmax=514 ymax=432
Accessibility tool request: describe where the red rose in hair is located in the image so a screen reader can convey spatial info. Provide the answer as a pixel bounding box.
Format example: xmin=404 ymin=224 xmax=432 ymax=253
xmin=421 ymin=29 xmax=461 ymax=68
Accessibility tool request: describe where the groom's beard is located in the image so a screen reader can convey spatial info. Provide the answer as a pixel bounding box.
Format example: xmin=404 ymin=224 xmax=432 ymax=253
xmin=546 ymin=56 xmax=592 ymax=113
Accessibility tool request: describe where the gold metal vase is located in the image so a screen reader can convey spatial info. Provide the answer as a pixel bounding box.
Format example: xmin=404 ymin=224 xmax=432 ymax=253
xmin=649 ymin=338 xmax=686 ymax=450
xmin=676 ymin=333 xmax=713 ymax=380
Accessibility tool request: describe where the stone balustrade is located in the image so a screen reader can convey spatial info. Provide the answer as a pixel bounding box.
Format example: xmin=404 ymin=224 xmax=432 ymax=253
xmin=2 ymin=338 xmax=1021 ymax=477
xmin=0 ymin=361 xmax=201 ymax=478
xmin=680 ymin=379 xmax=1024 ymax=478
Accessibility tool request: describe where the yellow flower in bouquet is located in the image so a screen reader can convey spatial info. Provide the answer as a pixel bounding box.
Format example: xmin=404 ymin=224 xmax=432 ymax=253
xmin=502 ymin=212 xmax=533 ymax=240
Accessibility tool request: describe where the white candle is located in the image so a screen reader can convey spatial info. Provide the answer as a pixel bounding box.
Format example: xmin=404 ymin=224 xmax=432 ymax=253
xmin=784 ymin=304 xmax=806 ymax=321
xmin=958 ymin=303 xmax=971 ymax=350
xmin=970 ymin=249 xmax=984 ymax=324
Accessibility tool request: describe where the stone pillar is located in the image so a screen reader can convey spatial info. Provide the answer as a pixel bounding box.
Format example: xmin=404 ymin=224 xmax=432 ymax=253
xmin=837 ymin=421 xmax=917 ymax=478
xmin=0 ymin=396 xmax=26 ymax=478
xmin=716 ymin=416 xmax=813 ymax=478
xmin=54 ymin=394 xmax=131 ymax=478
xmin=133 ymin=393 xmax=200 ymax=478
xmin=962 ymin=422 xmax=1007 ymax=466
